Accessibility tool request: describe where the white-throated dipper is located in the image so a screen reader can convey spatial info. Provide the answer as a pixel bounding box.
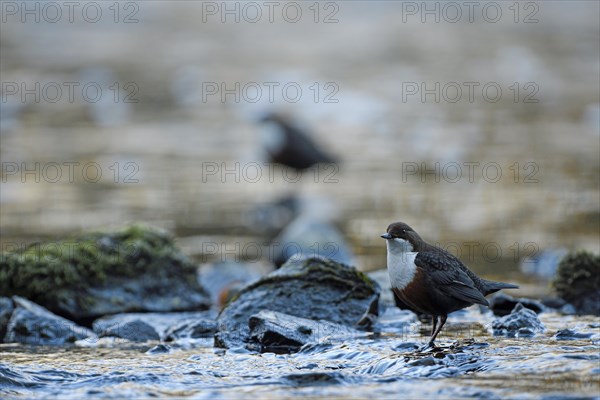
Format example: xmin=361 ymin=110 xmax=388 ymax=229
xmin=381 ymin=222 xmax=519 ymax=348
xmin=258 ymin=112 xmax=336 ymax=171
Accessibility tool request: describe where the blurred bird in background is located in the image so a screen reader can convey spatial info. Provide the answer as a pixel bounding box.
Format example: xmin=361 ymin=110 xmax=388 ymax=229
xmin=258 ymin=112 xmax=337 ymax=171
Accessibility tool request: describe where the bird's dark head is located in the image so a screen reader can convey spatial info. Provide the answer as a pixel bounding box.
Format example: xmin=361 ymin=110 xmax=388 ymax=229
xmin=380 ymin=222 xmax=423 ymax=250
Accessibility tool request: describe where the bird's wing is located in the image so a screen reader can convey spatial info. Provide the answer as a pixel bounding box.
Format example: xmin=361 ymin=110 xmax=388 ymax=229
xmin=414 ymin=252 xmax=489 ymax=306
xmin=285 ymin=124 xmax=335 ymax=164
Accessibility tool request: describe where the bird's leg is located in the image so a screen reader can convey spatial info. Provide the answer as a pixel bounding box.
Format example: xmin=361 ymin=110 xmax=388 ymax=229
xmin=418 ymin=316 xmax=439 ymax=351
xmin=428 ymin=315 xmax=447 ymax=348
xmin=430 ymin=316 xmax=438 ymax=339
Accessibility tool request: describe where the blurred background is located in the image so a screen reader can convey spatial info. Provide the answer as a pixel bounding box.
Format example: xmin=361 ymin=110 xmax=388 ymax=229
xmin=1 ymin=1 xmax=598 ymax=286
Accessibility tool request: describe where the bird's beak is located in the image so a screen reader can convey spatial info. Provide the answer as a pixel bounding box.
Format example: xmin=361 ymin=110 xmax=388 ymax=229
xmin=381 ymin=233 xmax=392 ymax=240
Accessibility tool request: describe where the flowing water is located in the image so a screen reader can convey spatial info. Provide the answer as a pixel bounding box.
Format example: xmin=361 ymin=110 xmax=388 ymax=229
xmin=2 ymin=309 xmax=599 ymax=399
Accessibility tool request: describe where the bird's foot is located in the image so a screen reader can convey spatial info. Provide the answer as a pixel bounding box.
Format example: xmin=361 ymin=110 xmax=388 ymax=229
xmin=418 ymin=342 xmax=440 ymax=353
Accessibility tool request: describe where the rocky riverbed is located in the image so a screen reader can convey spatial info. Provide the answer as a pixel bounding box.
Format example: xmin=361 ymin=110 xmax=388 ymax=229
xmin=1 ymin=227 xmax=599 ymax=399
xmin=1 ymin=309 xmax=598 ymax=399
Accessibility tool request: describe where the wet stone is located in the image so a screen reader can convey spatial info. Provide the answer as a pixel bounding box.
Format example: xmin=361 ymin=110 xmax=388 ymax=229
xmin=247 ymin=310 xmax=361 ymax=353
xmin=554 ymin=329 xmax=595 ymax=340
xmin=407 ymin=356 xmax=439 ymax=367
xmin=541 ymin=296 xmax=568 ymax=309
xmin=164 ymin=318 xmax=217 ymax=341
xmin=282 ymin=372 xmax=346 ymax=387
xmin=214 ymin=257 xmax=380 ymax=349
xmin=457 ymin=341 xmax=490 ymax=350
xmin=297 ymin=363 xmax=319 ymax=370
xmin=146 ymin=344 xmax=171 ymax=354
xmin=0 ymin=296 xmax=14 ymax=339
xmin=492 ymin=303 xmax=545 ymax=337
xmin=93 ymin=311 xmax=216 ymax=341
xmin=542 ymin=297 xmax=579 ymax=315
xmin=100 ymin=320 xmax=160 ymax=342
xmin=489 ymin=293 xmax=545 ymax=316
xmin=4 ymin=296 xmax=95 ymax=345
xmin=392 ymin=341 xmax=421 ymax=352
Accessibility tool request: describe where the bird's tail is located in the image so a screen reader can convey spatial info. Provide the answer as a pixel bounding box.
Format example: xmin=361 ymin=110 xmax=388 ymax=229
xmin=481 ymin=279 xmax=519 ymax=296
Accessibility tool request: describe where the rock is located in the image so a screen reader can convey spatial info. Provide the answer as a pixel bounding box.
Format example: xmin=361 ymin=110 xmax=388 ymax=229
xmin=214 ymin=257 xmax=380 ymax=349
xmin=0 ymin=297 xmax=14 ymax=339
xmin=164 ymin=318 xmax=218 ymax=341
xmin=491 ymin=303 xmax=545 ymax=337
xmin=93 ymin=311 xmax=216 ymax=341
xmin=146 ymin=344 xmax=171 ymax=354
xmin=282 ymin=372 xmax=345 ymax=386
xmin=271 ymin=216 xmax=354 ymax=267
xmin=520 ymin=249 xmax=568 ymax=280
xmin=392 ymin=341 xmax=420 ymax=352
xmin=541 ymin=296 xmax=568 ymax=309
xmin=198 ymin=261 xmax=270 ymax=308
xmin=99 ymin=320 xmax=159 ymax=342
xmin=541 ymin=297 xmax=577 ymax=315
xmin=4 ymin=296 xmax=95 ymax=345
xmin=0 ymin=225 xmax=211 ymax=323
xmin=552 ymin=250 xmax=600 ymax=315
xmin=356 ymin=301 xmax=379 ymax=329
xmin=554 ymin=328 xmax=595 ymax=340
xmin=489 ymin=293 xmax=545 ymax=316
xmin=247 ymin=310 xmax=361 ymax=353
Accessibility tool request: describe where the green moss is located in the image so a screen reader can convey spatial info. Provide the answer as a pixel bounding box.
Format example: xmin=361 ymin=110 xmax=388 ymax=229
xmin=0 ymin=225 xmax=198 ymax=305
xmin=552 ymin=250 xmax=600 ymax=301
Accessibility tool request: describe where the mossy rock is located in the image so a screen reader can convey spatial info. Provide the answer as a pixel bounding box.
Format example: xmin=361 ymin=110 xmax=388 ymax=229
xmin=214 ymin=257 xmax=380 ymax=349
xmin=0 ymin=225 xmax=211 ymax=323
xmin=552 ymin=250 xmax=600 ymax=315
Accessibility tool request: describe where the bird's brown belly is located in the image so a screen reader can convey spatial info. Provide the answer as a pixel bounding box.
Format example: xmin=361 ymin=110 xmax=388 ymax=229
xmin=392 ymin=269 xmax=463 ymax=316
xmin=392 ymin=286 xmax=441 ymax=316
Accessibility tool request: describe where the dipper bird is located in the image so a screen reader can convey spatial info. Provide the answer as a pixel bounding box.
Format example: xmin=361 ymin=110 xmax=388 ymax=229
xmin=381 ymin=222 xmax=518 ymax=348
xmin=258 ymin=113 xmax=336 ymax=171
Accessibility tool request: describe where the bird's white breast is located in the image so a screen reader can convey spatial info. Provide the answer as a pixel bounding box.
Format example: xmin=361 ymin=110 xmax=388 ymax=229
xmin=386 ymin=238 xmax=418 ymax=290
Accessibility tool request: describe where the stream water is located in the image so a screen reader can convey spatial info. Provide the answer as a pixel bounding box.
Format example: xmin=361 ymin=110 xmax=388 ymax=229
xmin=2 ymin=309 xmax=599 ymax=399
xmin=1 ymin=1 xmax=599 ymax=398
